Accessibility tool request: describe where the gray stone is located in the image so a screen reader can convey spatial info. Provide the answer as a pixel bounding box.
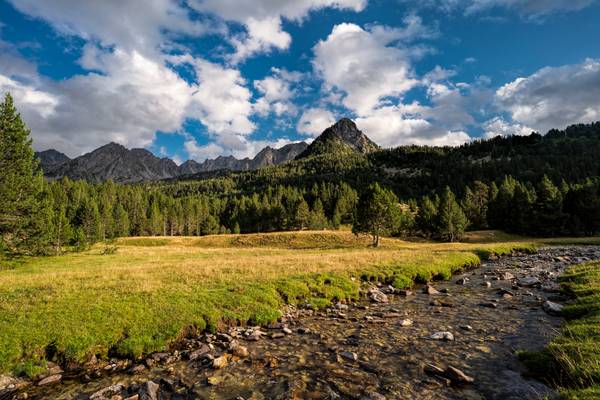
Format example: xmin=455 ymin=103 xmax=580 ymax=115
xmin=37 ymin=374 xmax=61 ymax=386
xmin=90 ymin=384 xmax=125 ymax=400
xmin=139 ymin=381 xmax=159 ymax=400
xmin=542 ymin=300 xmax=564 ymax=315
xmin=430 ymin=331 xmax=454 ymax=341
xmin=368 ymin=288 xmax=389 ymax=303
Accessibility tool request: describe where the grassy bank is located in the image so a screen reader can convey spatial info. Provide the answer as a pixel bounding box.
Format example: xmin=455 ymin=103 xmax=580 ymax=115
xmin=0 ymin=230 xmax=557 ymax=375
xmin=521 ymin=260 xmax=600 ymax=399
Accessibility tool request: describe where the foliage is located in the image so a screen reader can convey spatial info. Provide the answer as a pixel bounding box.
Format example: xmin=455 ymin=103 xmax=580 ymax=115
xmin=352 ymin=183 xmax=401 ymax=246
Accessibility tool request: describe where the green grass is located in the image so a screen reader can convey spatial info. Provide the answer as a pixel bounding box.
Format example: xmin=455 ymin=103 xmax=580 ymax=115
xmin=520 ymin=260 xmax=600 ymax=399
xmin=0 ymin=230 xmax=574 ymax=376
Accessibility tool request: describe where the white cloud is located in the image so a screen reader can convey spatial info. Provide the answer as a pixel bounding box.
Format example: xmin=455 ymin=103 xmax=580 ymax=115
xmin=313 ymin=22 xmax=426 ymax=115
xmin=184 ymin=134 xmax=296 ymax=162
xmin=495 ymin=58 xmax=600 ymax=133
xmin=355 ymin=106 xmax=471 ymax=147
xmin=24 ymin=49 xmax=193 ymax=156
xmin=170 ymin=56 xmax=255 ymax=138
xmin=314 ymin=24 xmax=407 ymax=112
xmin=189 ymin=0 xmax=366 ymax=62
xmin=0 ymin=74 xmax=58 ymax=119
xmin=254 ymin=67 xmax=302 ymax=117
xmin=297 ymin=108 xmax=336 ymax=137
xmin=7 ymin=0 xmax=211 ymax=56
xmin=483 ymin=117 xmax=534 ymax=138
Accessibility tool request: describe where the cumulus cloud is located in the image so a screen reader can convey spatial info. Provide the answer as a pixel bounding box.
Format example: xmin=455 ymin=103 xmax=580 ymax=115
xmin=5 ymin=49 xmax=194 ymax=157
xmin=297 ymin=108 xmax=337 ymax=137
xmin=7 ymin=0 xmax=212 ymax=56
xmin=482 ymin=117 xmax=534 ymax=138
xmin=313 ymin=22 xmax=419 ymax=115
xmin=254 ymin=67 xmax=302 ymax=117
xmin=355 ymin=106 xmax=471 ymax=147
xmin=168 ymin=55 xmax=255 ymax=137
xmin=189 ymin=0 xmax=366 ymax=62
xmin=184 ymin=134 xmax=296 ymax=162
xmin=495 ymin=58 xmax=600 ymax=133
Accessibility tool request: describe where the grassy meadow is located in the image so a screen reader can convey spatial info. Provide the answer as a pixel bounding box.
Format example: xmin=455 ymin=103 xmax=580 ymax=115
xmin=521 ymin=260 xmax=600 ymax=399
xmin=0 ymin=230 xmax=594 ymax=376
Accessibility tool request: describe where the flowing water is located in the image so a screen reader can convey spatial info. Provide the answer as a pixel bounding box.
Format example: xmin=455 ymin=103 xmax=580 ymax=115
xmin=7 ymin=246 xmax=600 ymax=400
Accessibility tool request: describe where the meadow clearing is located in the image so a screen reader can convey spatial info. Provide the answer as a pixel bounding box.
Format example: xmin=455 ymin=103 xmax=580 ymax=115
xmin=1 ymin=230 xmax=598 ymax=377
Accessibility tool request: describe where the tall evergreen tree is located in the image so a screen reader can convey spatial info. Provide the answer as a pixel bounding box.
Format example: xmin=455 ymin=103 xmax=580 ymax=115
xmin=436 ymin=187 xmax=469 ymax=242
xmin=0 ymin=93 xmax=50 ymax=256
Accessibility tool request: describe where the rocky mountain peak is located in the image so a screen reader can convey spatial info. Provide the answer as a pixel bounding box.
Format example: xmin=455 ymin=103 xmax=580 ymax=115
xmin=296 ymin=118 xmax=379 ymax=159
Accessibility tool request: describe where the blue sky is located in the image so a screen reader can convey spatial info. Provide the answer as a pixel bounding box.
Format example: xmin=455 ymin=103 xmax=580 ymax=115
xmin=1 ymin=0 xmax=600 ymax=163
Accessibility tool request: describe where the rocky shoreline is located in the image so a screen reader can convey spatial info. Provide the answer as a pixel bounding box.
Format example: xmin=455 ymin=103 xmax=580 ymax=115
xmin=2 ymin=246 xmax=600 ymax=400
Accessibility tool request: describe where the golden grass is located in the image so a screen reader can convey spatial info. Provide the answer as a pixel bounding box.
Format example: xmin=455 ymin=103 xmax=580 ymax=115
xmin=0 ymin=230 xmax=593 ymax=375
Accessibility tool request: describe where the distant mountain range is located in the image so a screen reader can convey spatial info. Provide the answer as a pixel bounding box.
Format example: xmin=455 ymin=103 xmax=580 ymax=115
xmin=36 ymin=118 xmax=377 ymax=183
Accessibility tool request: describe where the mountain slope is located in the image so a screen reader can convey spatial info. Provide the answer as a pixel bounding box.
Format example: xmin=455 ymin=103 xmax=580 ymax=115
xmin=40 ymin=141 xmax=308 ymax=183
xmin=297 ymin=118 xmax=379 ymax=159
xmin=48 ymin=143 xmax=180 ymax=183
xmin=36 ymin=149 xmax=70 ymax=173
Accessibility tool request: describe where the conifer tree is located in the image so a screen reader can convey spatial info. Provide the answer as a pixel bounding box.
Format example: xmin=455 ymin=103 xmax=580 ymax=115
xmin=416 ymin=195 xmax=438 ymax=238
xmin=352 ymin=183 xmax=401 ymax=247
xmin=295 ymin=199 xmax=310 ymax=230
xmin=461 ymin=181 xmax=489 ymax=230
xmin=436 ymin=187 xmax=468 ymax=242
xmin=0 ymin=93 xmax=50 ymax=256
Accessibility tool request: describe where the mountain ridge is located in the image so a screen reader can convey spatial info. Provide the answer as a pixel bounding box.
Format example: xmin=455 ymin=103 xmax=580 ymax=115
xmin=37 ymin=140 xmax=309 ymax=183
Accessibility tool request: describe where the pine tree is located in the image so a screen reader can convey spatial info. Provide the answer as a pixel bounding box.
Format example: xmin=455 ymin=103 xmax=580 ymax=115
xmin=0 ymin=93 xmax=50 ymax=256
xmin=436 ymin=187 xmax=468 ymax=242
xmin=294 ymin=199 xmax=310 ymax=230
xmin=113 ymin=204 xmax=130 ymax=237
xmin=416 ymin=195 xmax=438 ymax=238
xmin=352 ymin=183 xmax=401 ymax=247
xmin=534 ymin=176 xmax=564 ymax=235
xmin=461 ymin=181 xmax=489 ymax=230
xmin=309 ymin=199 xmax=328 ymax=230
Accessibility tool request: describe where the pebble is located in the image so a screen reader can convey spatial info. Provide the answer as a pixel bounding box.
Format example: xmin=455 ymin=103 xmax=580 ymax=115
xmin=399 ymin=319 xmax=413 ymax=327
xmin=430 ymin=331 xmax=454 ymax=341
xmin=368 ymin=288 xmax=389 ymax=303
xmin=37 ymin=374 xmax=61 ymax=386
xmin=542 ymin=300 xmax=564 ymax=315
xmin=340 ymin=351 xmax=359 ymax=362
xmin=212 ymin=355 xmax=230 ymax=369
xmin=424 ymin=285 xmax=440 ymax=295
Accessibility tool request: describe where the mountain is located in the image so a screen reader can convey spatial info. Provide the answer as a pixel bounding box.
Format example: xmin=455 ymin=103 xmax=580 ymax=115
xmin=297 ymin=118 xmax=379 ymax=159
xmin=39 ymin=141 xmax=308 ymax=183
xmin=178 ymin=142 xmax=308 ymax=176
xmin=47 ymin=142 xmax=179 ymax=183
xmin=36 ymin=149 xmax=70 ymax=173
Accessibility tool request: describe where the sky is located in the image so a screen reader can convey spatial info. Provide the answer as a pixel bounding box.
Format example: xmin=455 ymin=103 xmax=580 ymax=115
xmin=1 ymin=0 xmax=600 ymax=164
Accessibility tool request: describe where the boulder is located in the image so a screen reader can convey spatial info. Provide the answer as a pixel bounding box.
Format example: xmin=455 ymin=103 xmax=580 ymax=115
xmin=90 ymin=384 xmax=125 ymax=400
xmin=423 ymin=285 xmax=440 ymax=295
xmin=444 ymin=366 xmax=475 ymax=384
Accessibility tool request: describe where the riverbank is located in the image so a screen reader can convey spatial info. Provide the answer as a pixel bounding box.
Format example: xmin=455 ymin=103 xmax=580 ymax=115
xmin=3 ymin=245 xmax=599 ymax=399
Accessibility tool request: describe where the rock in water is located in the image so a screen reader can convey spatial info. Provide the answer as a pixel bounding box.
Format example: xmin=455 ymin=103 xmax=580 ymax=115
xmin=368 ymin=288 xmax=389 ymax=303
xmin=340 ymin=351 xmax=359 ymax=362
xmin=90 ymin=384 xmax=125 ymax=399
xmin=231 ymin=344 xmax=250 ymax=358
xmin=444 ymin=366 xmax=475 ymax=384
xmin=37 ymin=374 xmax=61 ymax=386
xmin=400 ymin=319 xmax=413 ymax=327
xmin=212 ymin=355 xmax=230 ymax=369
xmin=139 ymin=381 xmax=159 ymax=400
xmin=542 ymin=300 xmax=564 ymax=315
xmin=518 ymin=277 xmax=541 ymax=287
xmin=430 ymin=332 xmax=454 ymax=341
xmin=423 ymin=285 xmax=440 ymax=295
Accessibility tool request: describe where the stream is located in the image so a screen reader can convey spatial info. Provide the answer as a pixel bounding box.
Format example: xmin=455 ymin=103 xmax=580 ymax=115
xmin=5 ymin=246 xmax=600 ymax=400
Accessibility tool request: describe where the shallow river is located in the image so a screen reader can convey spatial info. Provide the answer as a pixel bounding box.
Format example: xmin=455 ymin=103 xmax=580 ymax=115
xmin=10 ymin=246 xmax=600 ymax=400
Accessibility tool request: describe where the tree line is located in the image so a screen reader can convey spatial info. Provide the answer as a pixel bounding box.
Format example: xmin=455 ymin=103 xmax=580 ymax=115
xmin=2 ymin=93 xmax=600 ymax=258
